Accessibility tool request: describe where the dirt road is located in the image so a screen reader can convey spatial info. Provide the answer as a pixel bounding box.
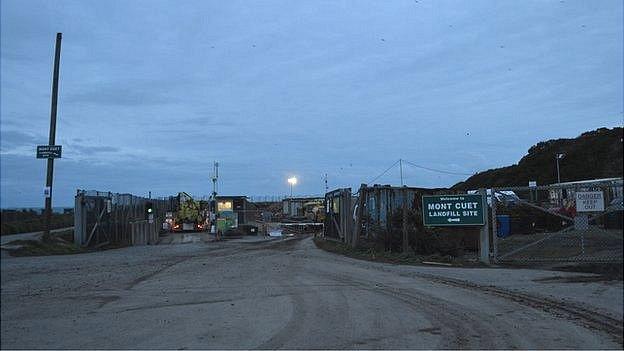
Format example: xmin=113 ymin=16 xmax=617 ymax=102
xmin=1 ymin=235 xmax=622 ymax=349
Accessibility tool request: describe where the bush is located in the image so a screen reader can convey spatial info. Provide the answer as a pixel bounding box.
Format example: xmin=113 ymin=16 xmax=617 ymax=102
xmin=1 ymin=212 xmax=73 ymax=236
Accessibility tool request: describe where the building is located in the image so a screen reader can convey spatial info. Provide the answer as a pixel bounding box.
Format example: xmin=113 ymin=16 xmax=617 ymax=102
xmin=215 ymin=196 xmax=253 ymax=229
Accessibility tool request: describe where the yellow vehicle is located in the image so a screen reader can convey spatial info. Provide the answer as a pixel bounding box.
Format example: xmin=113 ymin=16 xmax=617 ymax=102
xmin=173 ymin=192 xmax=206 ymax=232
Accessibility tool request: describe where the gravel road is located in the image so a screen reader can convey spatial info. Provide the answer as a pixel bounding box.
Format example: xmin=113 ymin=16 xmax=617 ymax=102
xmin=1 ymin=235 xmax=622 ymax=349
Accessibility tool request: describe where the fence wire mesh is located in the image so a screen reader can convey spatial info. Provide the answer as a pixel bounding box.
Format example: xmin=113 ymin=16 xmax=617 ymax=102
xmin=492 ymin=179 xmax=623 ymax=263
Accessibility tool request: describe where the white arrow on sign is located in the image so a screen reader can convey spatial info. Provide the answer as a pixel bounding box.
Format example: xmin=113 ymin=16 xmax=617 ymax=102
xmin=447 ymin=218 xmax=460 ymax=222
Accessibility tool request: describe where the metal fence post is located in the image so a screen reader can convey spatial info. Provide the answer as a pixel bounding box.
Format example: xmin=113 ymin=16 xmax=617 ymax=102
xmin=491 ymin=187 xmax=498 ymax=263
xmin=479 ymin=188 xmax=490 ymax=264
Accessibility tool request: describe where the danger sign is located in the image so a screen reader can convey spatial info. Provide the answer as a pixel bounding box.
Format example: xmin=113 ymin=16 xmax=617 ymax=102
xmin=575 ymin=191 xmax=604 ymax=212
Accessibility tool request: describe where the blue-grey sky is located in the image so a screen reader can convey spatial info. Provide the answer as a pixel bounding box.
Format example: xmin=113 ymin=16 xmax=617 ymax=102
xmin=1 ymin=0 xmax=622 ymax=207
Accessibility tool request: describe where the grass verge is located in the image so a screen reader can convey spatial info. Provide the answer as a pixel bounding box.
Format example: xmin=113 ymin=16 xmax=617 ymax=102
xmin=3 ymin=229 xmax=86 ymax=257
xmin=313 ymin=237 xmax=482 ymax=267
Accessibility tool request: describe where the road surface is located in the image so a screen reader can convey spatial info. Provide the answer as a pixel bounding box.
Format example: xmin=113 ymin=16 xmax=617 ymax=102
xmin=1 ymin=235 xmax=622 ymax=349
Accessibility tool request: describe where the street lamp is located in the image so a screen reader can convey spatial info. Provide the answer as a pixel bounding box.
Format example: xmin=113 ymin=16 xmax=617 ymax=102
xmin=555 ymin=153 xmax=565 ymax=183
xmin=287 ymin=177 xmax=297 ymax=197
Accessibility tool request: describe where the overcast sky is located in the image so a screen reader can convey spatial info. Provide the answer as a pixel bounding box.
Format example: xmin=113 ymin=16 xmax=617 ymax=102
xmin=1 ymin=0 xmax=622 ymax=207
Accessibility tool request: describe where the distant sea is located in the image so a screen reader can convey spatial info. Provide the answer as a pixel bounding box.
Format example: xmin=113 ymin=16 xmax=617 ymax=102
xmin=1 ymin=207 xmax=73 ymax=214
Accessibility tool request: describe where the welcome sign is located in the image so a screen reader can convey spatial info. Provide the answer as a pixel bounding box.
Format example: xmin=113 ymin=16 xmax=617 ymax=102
xmin=422 ymin=194 xmax=485 ymax=226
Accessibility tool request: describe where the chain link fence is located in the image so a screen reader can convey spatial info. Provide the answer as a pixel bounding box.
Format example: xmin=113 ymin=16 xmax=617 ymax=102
xmin=491 ymin=179 xmax=623 ymax=263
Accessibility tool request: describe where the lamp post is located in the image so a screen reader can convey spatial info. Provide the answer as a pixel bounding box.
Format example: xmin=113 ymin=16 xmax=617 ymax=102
xmin=555 ymin=153 xmax=565 ymax=183
xmin=287 ymin=177 xmax=297 ymax=198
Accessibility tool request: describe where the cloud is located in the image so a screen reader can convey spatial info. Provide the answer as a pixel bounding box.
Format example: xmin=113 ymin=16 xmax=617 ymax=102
xmin=71 ymin=144 xmax=120 ymax=156
xmin=0 ymin=130 xmax=42 ymax=150
xmin=0 ymin=0 xmax=622 ymax=206
xmin=65 ymin=80 xmax=180 ymax=107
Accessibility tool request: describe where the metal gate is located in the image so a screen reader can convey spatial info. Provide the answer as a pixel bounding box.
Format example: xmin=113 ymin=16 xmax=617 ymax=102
xmin=491 ymin=179 xmax=623 ymax=263
xmin=324 ymin=188 xmax=352 ymax=242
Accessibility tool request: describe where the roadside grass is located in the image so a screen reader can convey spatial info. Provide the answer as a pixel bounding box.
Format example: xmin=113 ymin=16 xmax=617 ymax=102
xmin=4 ymin=229 xmax=86 ymax=257
xmin=313 ymin=238 xmax=623 ymax=280
xmin=313 ymin=237 xmax=483 ymax=267
xmin=1 ymin=213 xmax=73 ymax=236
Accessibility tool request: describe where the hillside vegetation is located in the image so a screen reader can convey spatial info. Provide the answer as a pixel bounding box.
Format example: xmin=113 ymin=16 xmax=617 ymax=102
xmin=453 ymin=127 xmax=623 ymax=189
xmin=1 ymin=210 xmax=73 ymax=236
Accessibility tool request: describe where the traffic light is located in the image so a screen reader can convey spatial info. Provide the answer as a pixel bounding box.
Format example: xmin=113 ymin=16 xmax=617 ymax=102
xmin=145 ymin=201 xmax=154 ymax=219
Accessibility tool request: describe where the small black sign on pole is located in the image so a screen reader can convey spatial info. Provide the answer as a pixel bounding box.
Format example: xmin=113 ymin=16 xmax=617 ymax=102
xmin=43 ymin=33 xmax=62 ymax=242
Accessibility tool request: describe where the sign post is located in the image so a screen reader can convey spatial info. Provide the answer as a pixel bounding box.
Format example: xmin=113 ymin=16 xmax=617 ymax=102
xmin=421 ymin=192 xmax=489 ymax=263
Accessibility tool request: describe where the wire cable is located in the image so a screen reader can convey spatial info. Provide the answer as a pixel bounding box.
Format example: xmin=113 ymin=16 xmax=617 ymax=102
xmin=367 ymin=159 xmax=400 ymax=184
xmin=402 ymin=159 xmax=473 ymax=176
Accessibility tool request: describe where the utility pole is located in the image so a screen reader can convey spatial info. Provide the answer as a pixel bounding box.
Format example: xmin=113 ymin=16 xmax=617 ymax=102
xmin=399 ymin=158 xmax=404 ymax=186
xmin=43 ymin=33 xmax=62 ymax=242
xmin=211 ymin=161 xmax=219 ymax=200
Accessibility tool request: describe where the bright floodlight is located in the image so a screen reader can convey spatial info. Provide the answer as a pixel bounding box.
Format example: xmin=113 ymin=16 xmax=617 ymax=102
xmin=288 ymin=177 xmax=298 ymax=185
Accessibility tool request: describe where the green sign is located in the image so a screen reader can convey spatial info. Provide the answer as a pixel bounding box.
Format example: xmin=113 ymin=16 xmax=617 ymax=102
xmin=422 ymin=194 xmax=485 ymax=226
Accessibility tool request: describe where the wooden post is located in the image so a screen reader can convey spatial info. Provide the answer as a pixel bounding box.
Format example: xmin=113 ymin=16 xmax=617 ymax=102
xmin=342 ymin=189 xmax=352 ymax=244
xmin=402 ymin=188 xmax=409 ymax=253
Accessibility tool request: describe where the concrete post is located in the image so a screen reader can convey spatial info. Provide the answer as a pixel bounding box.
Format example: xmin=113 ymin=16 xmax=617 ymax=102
xmin=479 ymin=188 xmax=490 ymax=264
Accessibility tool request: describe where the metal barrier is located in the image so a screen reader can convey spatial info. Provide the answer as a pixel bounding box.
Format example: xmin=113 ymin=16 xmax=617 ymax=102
xmin=491 ymin=179 xmax=623 ymax=263
xmin=74 ymin=190 xmax=177 ymax=247
xmin=130 ymin=220 xmax=159 ymax=245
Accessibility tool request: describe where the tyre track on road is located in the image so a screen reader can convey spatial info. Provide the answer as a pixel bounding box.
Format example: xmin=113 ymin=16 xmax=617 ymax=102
xmin=321 ymin=271 xmax=501 ymax=349
xmin=409 ymin=272 xmax=624 ymax=346
xmin=305 ymin=236 xmax=622 ymax=346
